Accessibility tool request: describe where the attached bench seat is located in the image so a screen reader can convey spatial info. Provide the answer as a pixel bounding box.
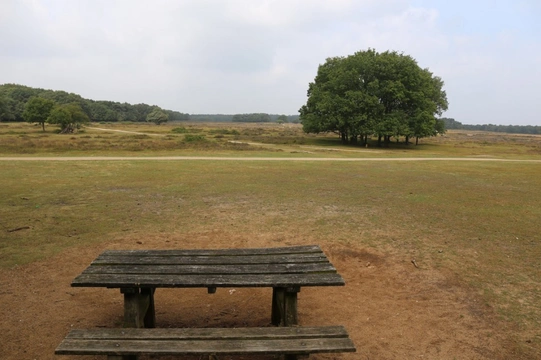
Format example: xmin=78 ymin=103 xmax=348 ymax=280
xmin=55 ymin=326 xmax=356 ymax=359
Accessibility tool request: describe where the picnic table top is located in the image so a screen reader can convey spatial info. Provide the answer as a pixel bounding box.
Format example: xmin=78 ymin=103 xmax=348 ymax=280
xmin=71 ymin=245 xmax=345 ymax=289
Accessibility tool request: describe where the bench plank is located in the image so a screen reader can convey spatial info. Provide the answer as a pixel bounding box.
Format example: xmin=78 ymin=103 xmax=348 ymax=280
xmin=82 ymin=263 xmax=337 ymax=275
xmin=92 ymin=253 xmax=328 ymax=265
xmin=57 ymin=338 xmax=355 ymax=355
xmin=56 ymin=327 xmax=356 ymax=356
xmin=101 ymin=245 xmax=323 ymax=257
xmin=65 ymin=326 xmax=350 ymax=339
xmin=72 ymin=273 xmax=345 ymax=288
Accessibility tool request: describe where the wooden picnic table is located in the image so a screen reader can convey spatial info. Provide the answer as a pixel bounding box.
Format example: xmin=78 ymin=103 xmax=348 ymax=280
xmin=71 ymin=245 xmax=345 ymax=328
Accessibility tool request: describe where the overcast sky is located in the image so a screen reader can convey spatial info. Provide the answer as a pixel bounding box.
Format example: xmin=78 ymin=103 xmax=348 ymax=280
xmin=1 ymin=0 xmax=540 ymax=125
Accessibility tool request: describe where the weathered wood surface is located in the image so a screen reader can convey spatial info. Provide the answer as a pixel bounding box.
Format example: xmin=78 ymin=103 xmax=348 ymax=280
xmin=72 ymin=245 xmax=345 ymax=288
xmin=100 ymin=245 xmax=323 ymax=256
xmin=272 ymin=287 xmax=300 ymax=326
xmin=92 ymin=253 xmax=328 ymax=265
xmin=72 ymin=273 xmax=344 ymax=288
xmin=56 ymin=326 xmax=356 ymax=356
xmin=83 ymin=263 xmax=336 ymax=274
xmin=122 ymin=288 xmax=155 ymax=328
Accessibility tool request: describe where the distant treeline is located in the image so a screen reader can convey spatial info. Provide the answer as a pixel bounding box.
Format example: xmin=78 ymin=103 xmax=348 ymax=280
xmin=0 ymin=84 xmax=189 ymax=123
xmin=0 ymin=84 xmax=300 ymax=124
xmin=190 ymin=113 xmax=300 ymax=123
xmin=441 ymin=118 xmax=541 ymax=135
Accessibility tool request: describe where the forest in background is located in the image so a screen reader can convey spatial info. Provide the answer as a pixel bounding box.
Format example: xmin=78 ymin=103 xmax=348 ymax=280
xmin=441 ymin=117 xmax=541 ymax=135
xmin=0 ymin=84 xmax=538 ymax=134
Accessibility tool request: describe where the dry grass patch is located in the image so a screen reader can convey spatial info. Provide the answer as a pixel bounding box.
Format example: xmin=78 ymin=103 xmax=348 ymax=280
xmin=1 ymin=122 xmax=541 ymax=358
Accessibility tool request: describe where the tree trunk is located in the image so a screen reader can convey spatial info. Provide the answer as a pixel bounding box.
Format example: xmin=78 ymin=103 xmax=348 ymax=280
xmin=416 ymin=136 xmax=419 ymax=145
xmin=405 ymin=135 xmax=410 ymax=145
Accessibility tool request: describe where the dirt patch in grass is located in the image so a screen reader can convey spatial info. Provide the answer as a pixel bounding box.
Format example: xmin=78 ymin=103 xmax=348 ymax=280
xmin=1 ymin=127 xmax=541 ymax=359
xmin=0 ymin=231 xmax=527 ymax=360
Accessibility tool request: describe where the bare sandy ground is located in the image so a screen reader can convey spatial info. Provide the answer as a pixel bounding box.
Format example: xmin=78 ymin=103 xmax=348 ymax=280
xmin=1 ymin=233 xmax=528 ymax=360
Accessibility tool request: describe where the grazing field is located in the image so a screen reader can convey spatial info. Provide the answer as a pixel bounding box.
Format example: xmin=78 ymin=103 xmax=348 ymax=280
xmin=1 ymin=122 xmax=541 ymax=359
xmin=1 ymin=121 xmax=540 ymax=158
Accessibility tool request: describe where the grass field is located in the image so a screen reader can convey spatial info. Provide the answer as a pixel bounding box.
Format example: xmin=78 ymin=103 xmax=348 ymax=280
xmin=1 ymin=121 xmax=540 ymax=158
xmin=1 ymin=121 xmax=541 ymax=358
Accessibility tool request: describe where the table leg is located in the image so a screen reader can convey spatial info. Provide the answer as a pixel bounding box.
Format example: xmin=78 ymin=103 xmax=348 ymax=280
xmin=271 ymin=287 xmax=300 ymax=326
xmin=121 ymin=287 xmax=156 ymax=328
xmin=141 ymin=287 xmax=156 ymax=328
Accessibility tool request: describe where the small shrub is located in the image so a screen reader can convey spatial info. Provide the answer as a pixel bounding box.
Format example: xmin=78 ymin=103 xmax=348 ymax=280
xmin=172 ymin=127 xmax=188 ymax=134
xmin=184 ymin=134 xmax=207 ymax=142
xmin=208 ymin=129 xmax=241 ymax=135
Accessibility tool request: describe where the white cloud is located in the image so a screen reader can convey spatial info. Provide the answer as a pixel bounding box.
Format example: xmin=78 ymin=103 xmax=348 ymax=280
xmin=0 ymin=0 xmax=540 ymax=124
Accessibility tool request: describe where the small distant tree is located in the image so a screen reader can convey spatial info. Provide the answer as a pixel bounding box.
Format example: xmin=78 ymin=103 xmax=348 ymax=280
xmin=146 ymin=108 xmax=169 ymax=125
xmin=22 ymin=97 xmax=56 ymax=131
xmin=47 ymin=103 xmax=89 ymax=133
xmin=276 ymin=114 xmax=288 ymax=124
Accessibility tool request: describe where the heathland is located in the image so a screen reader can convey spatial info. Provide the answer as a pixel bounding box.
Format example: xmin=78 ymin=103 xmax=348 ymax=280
xmin=1 ymin=122 xmax=540 ymax=359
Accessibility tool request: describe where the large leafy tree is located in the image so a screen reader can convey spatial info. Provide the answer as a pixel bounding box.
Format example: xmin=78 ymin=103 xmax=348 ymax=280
xmin=22 ymin=97 xmax=56 ymax=131
xmin=299 ymin=49 xmax=448 ymax=145
xmin=146 ymin=107 xmax=169 ymax=125
xmin=47 ymin=103 xmax=89 ymax=133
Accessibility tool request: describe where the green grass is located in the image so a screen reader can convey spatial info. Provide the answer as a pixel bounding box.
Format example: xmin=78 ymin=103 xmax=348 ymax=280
xmin=1 ymin=121 xmax=541 ymax=354
xmin=1 ymin=122 xmax=540 ymax=159
xmin=1 ymin=161 xmax=540 ymax=327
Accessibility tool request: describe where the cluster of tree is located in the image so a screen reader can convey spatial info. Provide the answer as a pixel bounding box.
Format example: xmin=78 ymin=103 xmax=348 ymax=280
xmin=441 ymin=118 xmax=541 ymax=135
xmin=0 ymin=84 xmax=304 ymax=127
xmin=0 ymin=84 xmax=187 ymax=124
xmin=232 ymin=113 xmax=272 ymax=122
xmin=271 ymin=114 xmax=300 ymax=123
xmin=299 ymin=49 xmax=449 ymax=145
xmin=189 ymin=114 xmax=300 ymax=123
xmin=22 ymin=97 xmax=89 ymax=133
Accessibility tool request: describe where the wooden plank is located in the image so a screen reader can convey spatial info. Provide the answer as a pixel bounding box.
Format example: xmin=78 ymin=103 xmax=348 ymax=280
xmin=101 ymin=245 xmax=323 ymax=257
xmin=82 ymin=263 xmax=337 ymax=275
xmin=123 ymin=290 xmax=150 ymax=328
xmin=284 ymin=289 xmax=299 ymax=326
xmin=92 ymin=253 xmax=328 ymax=266
xmin=71 ymin=272 xmax=345 ymax=288
xmin=65 ymin=326 xmax=351 ymax=340
xmin=272 ymin=287 xmax=285 ymax=326
xmin=141 ymin=288 xmax=155 ymax=328
xmin=56 ymin=338 xmax=356 ymax=356
xmin=272 ymin=287 xmax=299 ymax=326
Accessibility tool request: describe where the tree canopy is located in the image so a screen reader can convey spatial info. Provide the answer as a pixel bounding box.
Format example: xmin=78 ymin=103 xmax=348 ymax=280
xmin=299 ymin=49 xmax=449 ymax=145
xmin=146 ymin=108 xmax=169 ymax=125
xmin=0 ymin=84 xmax=189 ymax=123
xmin=47 ymin=103 xmax=90 ymax=133
xmin=22 ymin=97 xmax=55 ymax=131
xmin=232 ymin=113 xmax=272 ymax=123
